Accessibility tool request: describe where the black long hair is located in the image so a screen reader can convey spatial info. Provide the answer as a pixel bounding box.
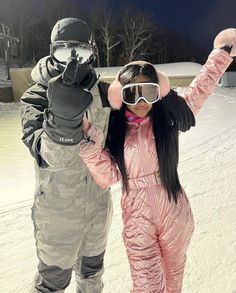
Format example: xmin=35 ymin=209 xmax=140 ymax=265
xmin=105 ymin=63 xmax=181 ymax=203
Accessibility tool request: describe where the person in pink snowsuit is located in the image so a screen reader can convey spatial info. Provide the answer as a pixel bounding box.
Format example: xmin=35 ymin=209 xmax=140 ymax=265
xmin=79 ymin=29 xmax=236 ymax=293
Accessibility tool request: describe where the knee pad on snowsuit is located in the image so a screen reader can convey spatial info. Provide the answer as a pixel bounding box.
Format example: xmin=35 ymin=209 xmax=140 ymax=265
xmin=34 ymin=260 xmax=73 ymax=292
xmin=80 ymin=251 xmax=105 ymax=278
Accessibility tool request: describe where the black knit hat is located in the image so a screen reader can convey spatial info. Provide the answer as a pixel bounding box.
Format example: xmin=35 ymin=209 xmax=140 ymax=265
xmin=50 ymin=17 xmax=94 ymax=45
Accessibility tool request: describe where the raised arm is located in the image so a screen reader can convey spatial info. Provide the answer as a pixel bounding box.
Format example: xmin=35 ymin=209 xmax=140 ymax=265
xmin=182 ymin=28 xmax=236 ymax=115
xmin=21 ymin=55 xmax=95 ymax=169
xmin=182 ymin=48 xmax=232 ymax=115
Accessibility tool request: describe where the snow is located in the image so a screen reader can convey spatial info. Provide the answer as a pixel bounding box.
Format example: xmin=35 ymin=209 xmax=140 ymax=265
xmin=0 ymin=62 xmax=236 ymax=293
xmin=96 ymin=62 xmax=203 ymax=80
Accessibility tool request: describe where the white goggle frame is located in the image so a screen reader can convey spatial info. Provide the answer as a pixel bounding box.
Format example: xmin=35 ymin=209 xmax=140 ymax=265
xmin=121 ymin=82 xmax=161 ymax=105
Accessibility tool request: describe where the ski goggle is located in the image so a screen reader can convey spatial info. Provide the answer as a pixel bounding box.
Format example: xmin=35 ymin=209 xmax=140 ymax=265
xmin=50 ymin=41 xmax=95 ymax=64
xmin=121 ymin=82 xmax=160 ymax=105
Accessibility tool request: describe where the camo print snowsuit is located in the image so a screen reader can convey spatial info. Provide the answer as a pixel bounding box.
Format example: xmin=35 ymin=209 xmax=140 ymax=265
xmin=21 ymin=56 xmax=113 ymax=293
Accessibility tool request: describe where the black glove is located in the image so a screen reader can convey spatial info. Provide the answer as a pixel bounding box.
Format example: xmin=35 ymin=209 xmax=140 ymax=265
xmin=63 ymin=49 xmax=97 ymax=89
xmin=43 ymin=54 xmax=95 ymax=145
xmin=221 ymin=45 xmax=233 ymax=54
xmin=160 ymin=90 xmax=196 ymax=132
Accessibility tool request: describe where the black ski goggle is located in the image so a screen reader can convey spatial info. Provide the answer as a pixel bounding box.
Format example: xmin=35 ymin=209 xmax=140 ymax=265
xmin=50 ymin=41 xmax=95 ymax=64
xmin=121 ymin=82 xmax=161 ymax=105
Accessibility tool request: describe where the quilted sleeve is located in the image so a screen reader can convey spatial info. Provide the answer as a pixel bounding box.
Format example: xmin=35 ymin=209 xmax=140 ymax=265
xmin=79 ymin=124 xmax=121 ymax=189
xmin=182 ymin=48 xmax=233 ymax=115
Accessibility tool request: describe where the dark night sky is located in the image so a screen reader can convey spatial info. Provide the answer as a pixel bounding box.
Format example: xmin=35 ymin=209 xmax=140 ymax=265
xmin=147 ymin=0 xmax=236 ymax=49
xmin=86 ymin=0 xmax=236 ymax=51
xmin=5 ymin=0 xmax=235 ymax=51
xmin=121 ymin=0 xmax=236 ymax=50
xmin=2 ymin=0 xmax=235 ymax=59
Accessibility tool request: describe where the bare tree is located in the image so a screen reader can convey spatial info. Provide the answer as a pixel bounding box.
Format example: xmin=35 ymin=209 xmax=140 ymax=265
xmin=18 ymin=15 xmax=30 ymax=67
xmin=0 ymin=0 xmax=208 ymax=68
xmin=118 ymin=8 xmax=152 ymax=63
xmin=0 ymin=0 xmax=40 ymax=66
xmin=87 ymin=0 xmax=120 ymax=67
xmin=96 ymin=13 xmax=120 ymax=67
xmin=0 ymin=23 xmax=19 ymax=78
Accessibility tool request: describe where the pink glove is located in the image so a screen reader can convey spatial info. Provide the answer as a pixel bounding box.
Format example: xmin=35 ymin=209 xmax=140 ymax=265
xmin=214 ymin=28 xmax=236 ymax=57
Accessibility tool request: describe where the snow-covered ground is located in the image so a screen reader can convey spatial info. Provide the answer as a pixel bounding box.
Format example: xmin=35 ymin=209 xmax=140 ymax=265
xmin=96 ymin=61 xmax=202 ymax=80
xmin=0 ymin=71 xmax=236 ymax=292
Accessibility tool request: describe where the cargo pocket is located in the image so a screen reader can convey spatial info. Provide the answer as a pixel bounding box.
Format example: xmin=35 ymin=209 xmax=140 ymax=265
xmin=35 ymin=167 xmax=54 ymax=197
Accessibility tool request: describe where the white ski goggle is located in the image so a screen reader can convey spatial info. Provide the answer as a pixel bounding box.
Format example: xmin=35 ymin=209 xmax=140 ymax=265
xmin=121 ymin=82 xmax=161 ymax=105
xmin=50 ymin=41 xmax=95 ymax=64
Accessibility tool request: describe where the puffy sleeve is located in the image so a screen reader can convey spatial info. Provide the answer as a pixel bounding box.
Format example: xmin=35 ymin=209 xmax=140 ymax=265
xmin=21 ymin=83 xmax=48 ymax=167
xmin=181 ymin=48 xmax=233 ymax=115
xmin=21 ymin=83 xmax=83 ymax=170
xmin=79 ymin=123 xmax=121 ymax=189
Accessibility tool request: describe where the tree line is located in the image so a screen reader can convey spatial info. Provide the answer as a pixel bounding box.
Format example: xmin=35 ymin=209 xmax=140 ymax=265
xmin=0 ymin=0 xmax=210 ymax=68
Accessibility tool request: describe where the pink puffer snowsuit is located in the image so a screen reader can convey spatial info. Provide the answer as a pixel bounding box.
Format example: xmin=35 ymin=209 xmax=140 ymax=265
xmin=80 ymin=49 xmax=232 ymax=293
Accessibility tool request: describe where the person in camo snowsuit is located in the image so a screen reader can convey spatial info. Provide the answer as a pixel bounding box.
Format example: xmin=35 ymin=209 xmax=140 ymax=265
xmin=20 ymin=17 xmax=196 ymax=293
xmin=79 ymin=29 xmax=236 ymax=293
xmin=21 ymin=18 xmax=113 ymax=293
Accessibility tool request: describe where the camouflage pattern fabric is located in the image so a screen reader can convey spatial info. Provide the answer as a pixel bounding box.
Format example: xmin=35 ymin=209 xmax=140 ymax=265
xmin=31 ymin=83 xmax=113 ymax=269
